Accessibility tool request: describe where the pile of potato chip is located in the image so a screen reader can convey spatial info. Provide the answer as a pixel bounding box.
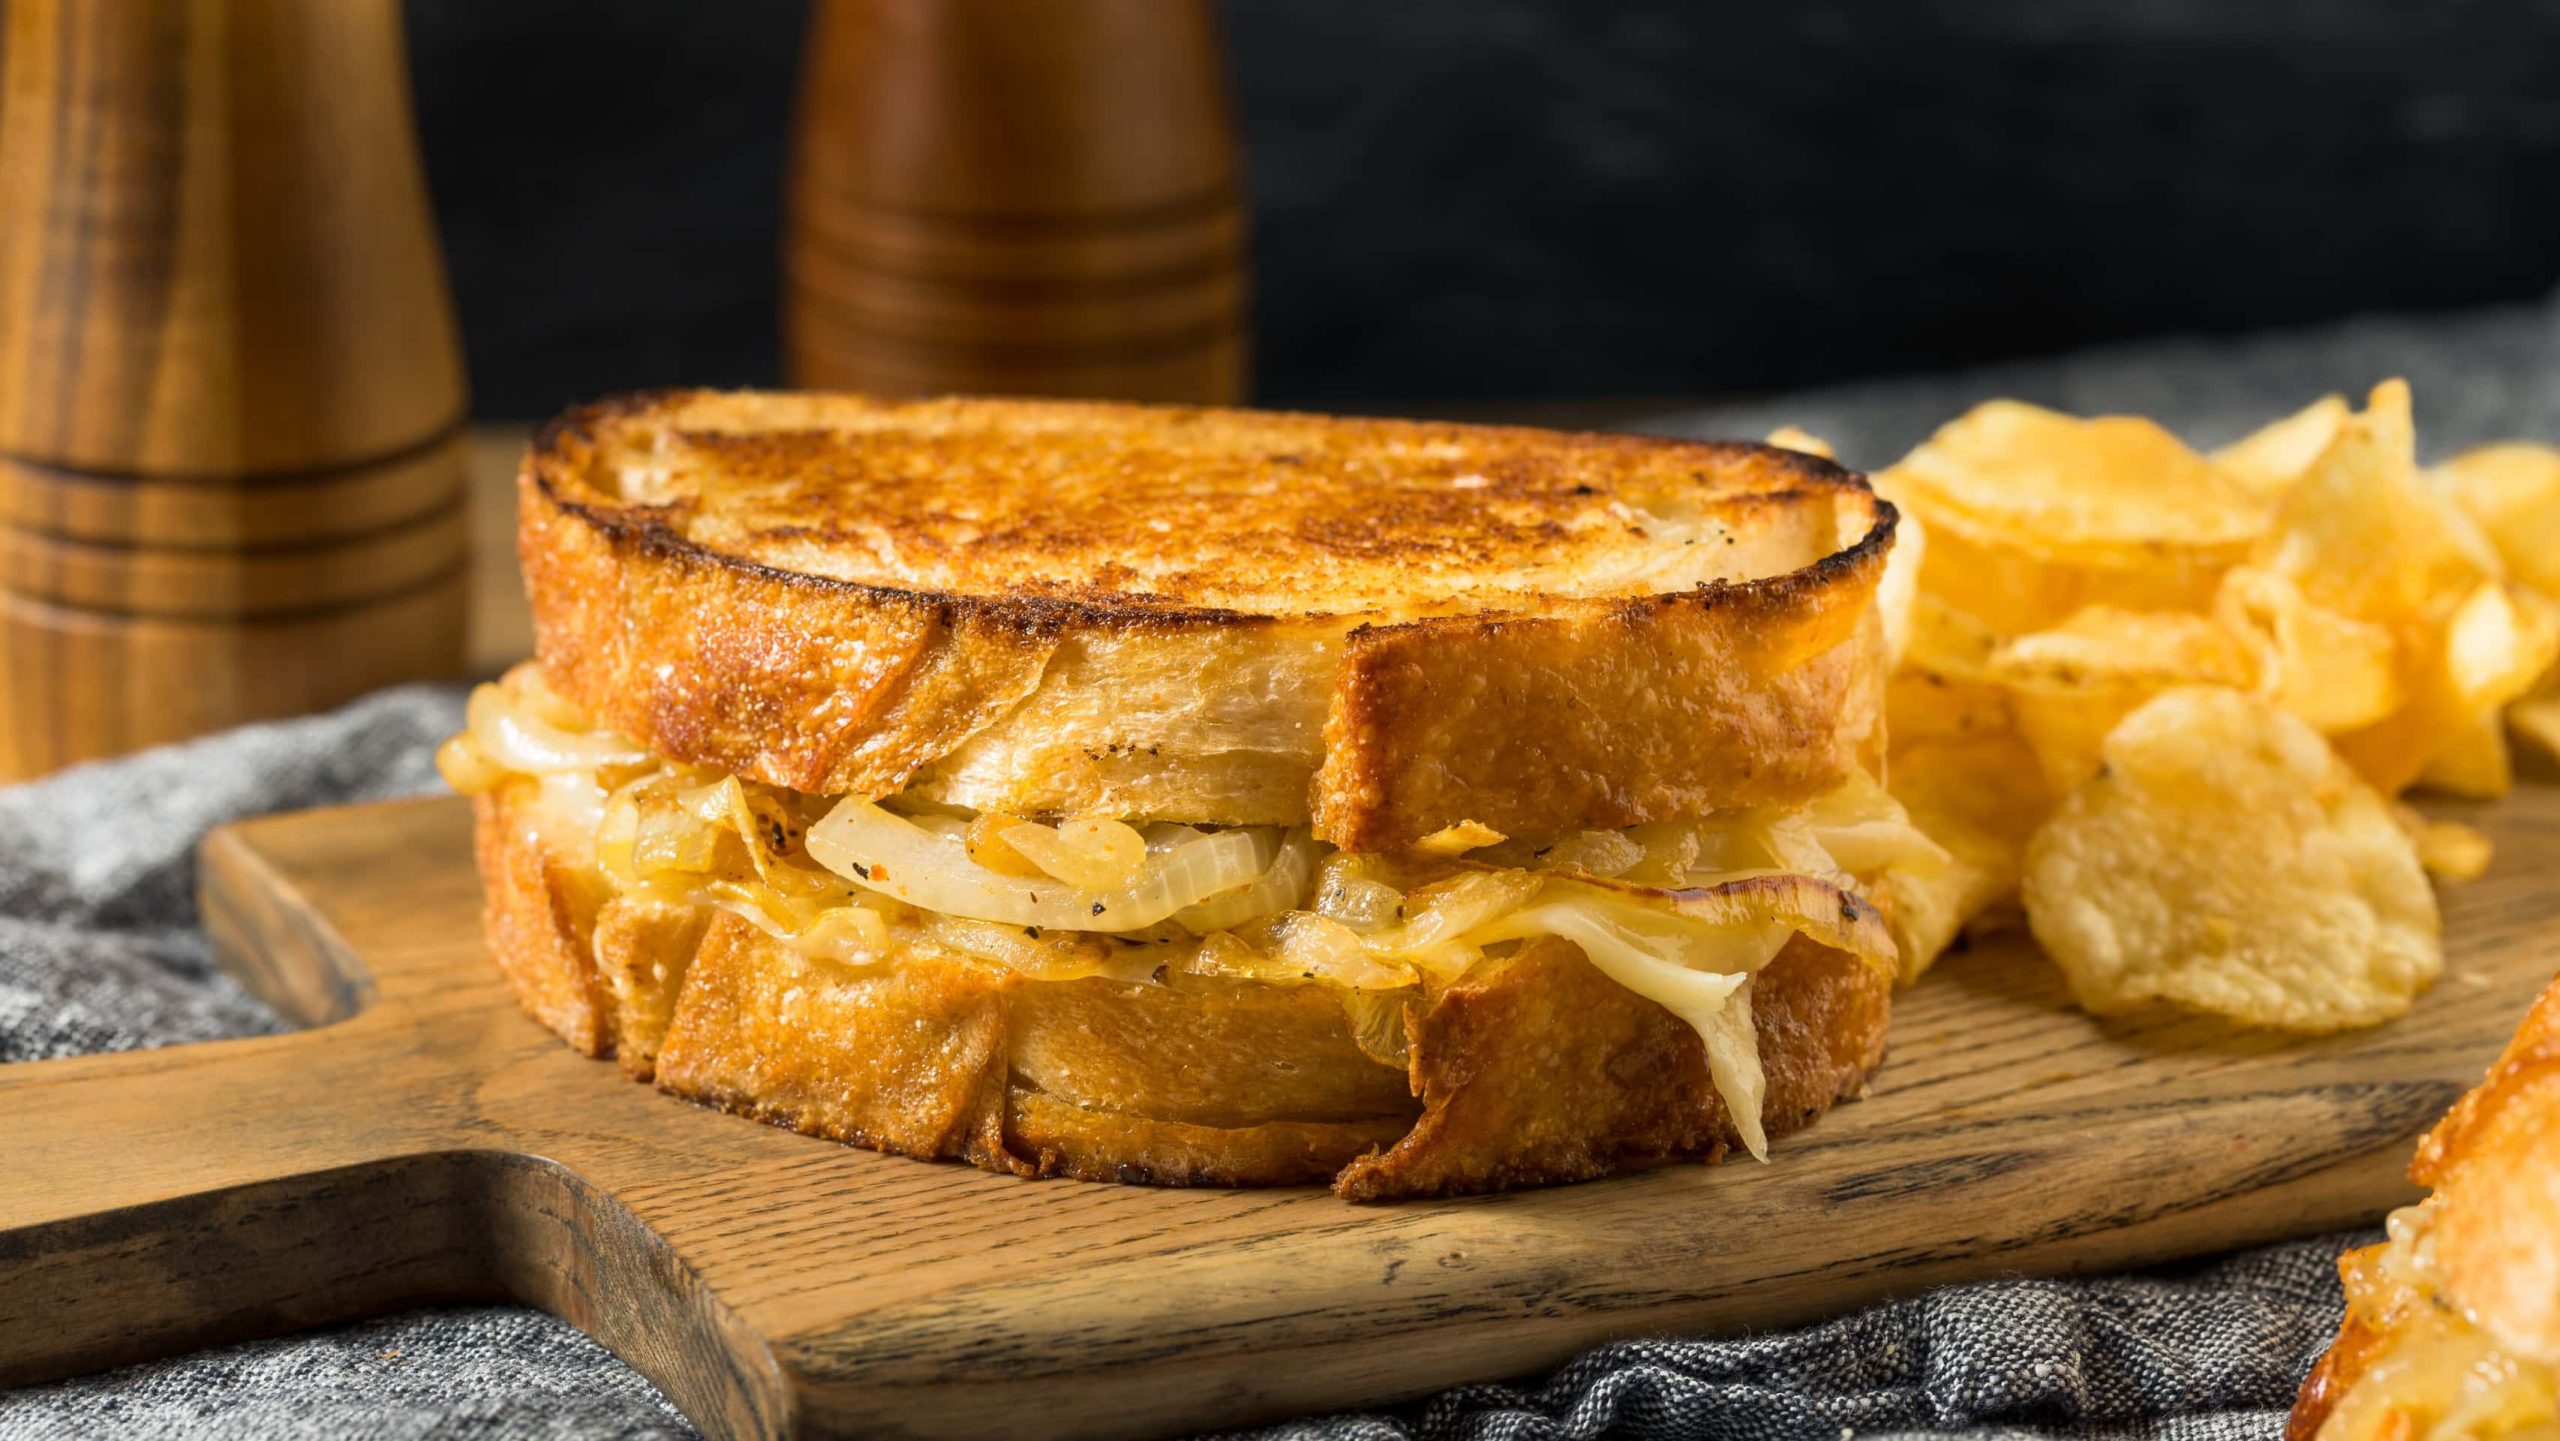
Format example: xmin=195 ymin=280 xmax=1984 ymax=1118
xmin=1779 ymin=380 xmax=2560 ymax=1031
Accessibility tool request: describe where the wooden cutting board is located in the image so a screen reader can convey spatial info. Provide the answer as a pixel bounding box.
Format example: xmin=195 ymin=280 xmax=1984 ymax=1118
xmin=5 ymin=791 xmax=2557 ymax=1438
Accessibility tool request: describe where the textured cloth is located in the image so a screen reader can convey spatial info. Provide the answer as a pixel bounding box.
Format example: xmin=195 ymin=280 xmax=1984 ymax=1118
xmin=0 ymin=687 xmax=459 ymax=1065
xmin=1245 ymin=1236 xmax=2360 ymax=1441
xmin=11 ymin=297 xmax=2560 ymax=1436
xmin=0 ymin=690 xmax=693 ymax=1441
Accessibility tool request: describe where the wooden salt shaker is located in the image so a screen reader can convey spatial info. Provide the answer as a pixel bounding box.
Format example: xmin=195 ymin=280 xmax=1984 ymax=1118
xmin=0 ymin=0 xmax=469 ymax=780
xmin=785 ymin=0 xmax=1251 ymax=403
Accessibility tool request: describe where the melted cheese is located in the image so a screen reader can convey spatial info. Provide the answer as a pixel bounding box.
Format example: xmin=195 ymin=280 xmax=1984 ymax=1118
xmin=443 ymin=665 xmax=1926 ymax=1157
xmin=2318 ymin=1205 xmax=2560 ymax=1441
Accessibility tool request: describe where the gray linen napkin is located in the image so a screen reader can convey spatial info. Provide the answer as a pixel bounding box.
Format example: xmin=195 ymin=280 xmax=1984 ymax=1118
xmin=13 ymin=291 xmax=2559 ymax=1436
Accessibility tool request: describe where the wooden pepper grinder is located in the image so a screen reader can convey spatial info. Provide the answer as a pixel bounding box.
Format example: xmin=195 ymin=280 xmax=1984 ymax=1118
xmin=785 ymin=0 xmax=1251 ymax=403
xmin=0 ymin=0 xmax=469 ymax=780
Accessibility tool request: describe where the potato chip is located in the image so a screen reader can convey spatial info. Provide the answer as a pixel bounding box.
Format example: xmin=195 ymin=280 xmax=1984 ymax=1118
xmin=2514 ymin=690 xmax=2560 ymax=766
xmin=2434 ymin=443 xmax=2560 ymax=596
xmin=1888 ymin=592 xmax=2012 ymax=749
xmin=2341 ymin=582 xmax=2560 ymax=798
xmin=1903 ymin=590 xmax=2001 ymax=680
xmin=2508 ymin=685 xmax=2560 ymax=767
xmin=2021 ymin=687 xmax=2440 ymax=1032
xmin=2240 ymin=382 xmax=2533 ymax=797
xmin=2255 ymin=381 xmax=2491 ymax=628
xmin=1888 ymin=507 xmax=2074 ymax=633
xmin=2210 ymin=394 xmax=2348 ymax=499
xmin=1873 ymin=507 xmax=1926 ymax=667
xmin=2393 ymin=807 xmax=2494 ymax=883
xmin=1762 ymin=424 xmax=1936 ymax=664
xmin=1883 ymin=399 xmax=2270 ymax=565
xmin=1989 ymin=607 xmax=2256 ymax=692
xmin=2333 ymin=682 xmax=2464 ymax=798
xmin=2416 ymin=708 xmax=2513 ymax=800
xmin=1888 ymin=670 xmax=2012 ymax=751
xmin=1867 ymin=378 xmax=2547 ymax=1030
xmin=1885 ymin=735 xmax=2051 ymax=980
xmin=1763 ymin=426 xmax=1837 ymax=460
xmin=2006 ymin=698 xmax=2128 ymax=796
xmin=2333 ymin=626 xmax=2541 ymax=798
xmin=2214 ymin=565 xmax=2403 ymax=734
xmin=2446 ymin=581 xmax=2560 ymax=713
xmin=1986 ymin=607 xmax=2257 ymax=789
xmin=1908 ymin=522 xmax=2223 ymax=636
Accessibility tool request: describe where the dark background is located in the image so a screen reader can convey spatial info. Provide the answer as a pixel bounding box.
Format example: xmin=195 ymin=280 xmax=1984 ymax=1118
xmin=406 ymin=1 xmax=2560 ymax=419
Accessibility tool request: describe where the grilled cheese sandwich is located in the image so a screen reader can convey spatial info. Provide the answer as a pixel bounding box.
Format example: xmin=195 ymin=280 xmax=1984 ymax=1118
xmin=446 ymin=390 xmax=1931 ymax=1197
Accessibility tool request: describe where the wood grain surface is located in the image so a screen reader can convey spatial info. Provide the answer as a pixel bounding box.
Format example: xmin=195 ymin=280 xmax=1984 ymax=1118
xmin=0 ymin=0 xmax=464 ymax=474
xmin=0 ymin=575 xmax=469 ymax=777
xmin=0 ymin=0 xmax=469 ymax=779
xmin=783 ymin=0 xmax=1249 ymax=404
xmin=2 ymin=792 xmax=2554 ymax=1435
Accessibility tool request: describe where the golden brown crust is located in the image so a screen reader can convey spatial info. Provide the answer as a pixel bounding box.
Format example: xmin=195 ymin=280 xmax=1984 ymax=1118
xmin=2289 ymin=1303 xmax=2388 ymax=1441
xmin=2403 ymin=1013 xmax=2560 ymax=1363
xmin=520 ymin=472 xmax=1060 ymax=802
xmin=2411 ymin=975 xmax=2560 ymax=1192
xmin=2292 ymin=973 xmax=2560 ymax=1435
xmin=1005 ymin=1093 xmax=1416 ymax=1189
xmin=1335 ymin=932 xmax=1889 ymax=1199
xmin=473 ymin=786 xmax=611 ymax=1056
xmin=475 ymin=781 xmax=1892 ymax=1197
xmin=654 ymin=914 xmax=1025 ymax=1173
xmin=529 ymin=388 xmax=1877 ymax=620
xmin=1006 ymin=974 xmax=1417 ymax=1128
xmin=523 ymin=389 xmax=1894 ymax=847
xmin=1315 ymin=566 xmax=1886 ymax=853
xmin=591 ymin=897 xmax=711 ymax=1080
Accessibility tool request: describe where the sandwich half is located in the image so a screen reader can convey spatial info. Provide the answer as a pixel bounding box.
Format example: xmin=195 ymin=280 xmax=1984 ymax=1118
xmin=2291 ymin=972 xmax=2560 ymax=1439
xmin=441 ymin=389 xmax=1938 ymax=1199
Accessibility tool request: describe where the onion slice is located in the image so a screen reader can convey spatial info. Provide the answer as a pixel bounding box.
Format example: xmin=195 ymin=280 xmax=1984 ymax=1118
xmin=806 ymin=798 xmax=1278 ymax=932
xmin=1173 ymin=829 xmax=1320 ymax=933
xmin=1003 ymin=818 xmax=1149 ymax=890
xmin=465 ymin=680 xmax=650 ymax=773
xmin=1803 ymin=772 xmax=1952 ymax=878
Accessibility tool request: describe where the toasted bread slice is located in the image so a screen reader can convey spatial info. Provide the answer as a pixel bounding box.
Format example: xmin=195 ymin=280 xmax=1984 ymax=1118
xmin=524 ymin=390 xmax=1893 ymax=851
xmin=2290 ymin=973 xmax=2560 ymax=1440
xmin=474 ymin=779 xmax=1893 ymax=1198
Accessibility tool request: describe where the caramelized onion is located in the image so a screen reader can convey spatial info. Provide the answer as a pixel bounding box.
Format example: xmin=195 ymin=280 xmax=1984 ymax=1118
xmin=807 ymin=799 xmax=1279 ymax=932
xmin=1341 ymin=988 xmax=1416 ymax=1070
xmin=1803 ymin=772 xmax=1952 ymax=878
xmin=446 ymin=665 xmax=1944 ymax=1159
xmin=1310 ymin=856 xmax=1404 ymax=933
xmin=1002 ymin=818 xmax=1149 ymax=889
xmin=1363 ymin=871 xmax=1542 ymax=958
xmin=1173 ymin=829 xmax=1320 ymax=933
xmin=463 ymin=679 xmax=650 ymax=774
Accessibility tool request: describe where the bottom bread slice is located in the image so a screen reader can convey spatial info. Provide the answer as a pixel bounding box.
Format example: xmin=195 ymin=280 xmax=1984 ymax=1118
xmin=475 ymin=783 xmax=1893 ymax=1199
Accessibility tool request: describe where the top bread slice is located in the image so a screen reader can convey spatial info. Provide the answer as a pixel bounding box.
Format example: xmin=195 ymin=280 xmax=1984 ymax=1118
xmin=522 ymin=389 xmax=1895 ymax=851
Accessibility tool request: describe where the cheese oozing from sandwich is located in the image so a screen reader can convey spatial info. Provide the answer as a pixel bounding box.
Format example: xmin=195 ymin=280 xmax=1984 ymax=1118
xmin=2306 ymin=1203 xmax=2560 ymax=1441
xmin=440 ymin=664 xmax=1937 ymax=1158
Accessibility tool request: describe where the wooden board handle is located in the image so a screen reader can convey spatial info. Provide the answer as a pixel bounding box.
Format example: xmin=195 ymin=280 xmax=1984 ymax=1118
xmin=0 ymin=1045 xmax=785 ymax=1434
xmin=0 ymin=1035 xmax=456 ymax=1382
xmin=0 ymin=818 xmax=796 ymax=1435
